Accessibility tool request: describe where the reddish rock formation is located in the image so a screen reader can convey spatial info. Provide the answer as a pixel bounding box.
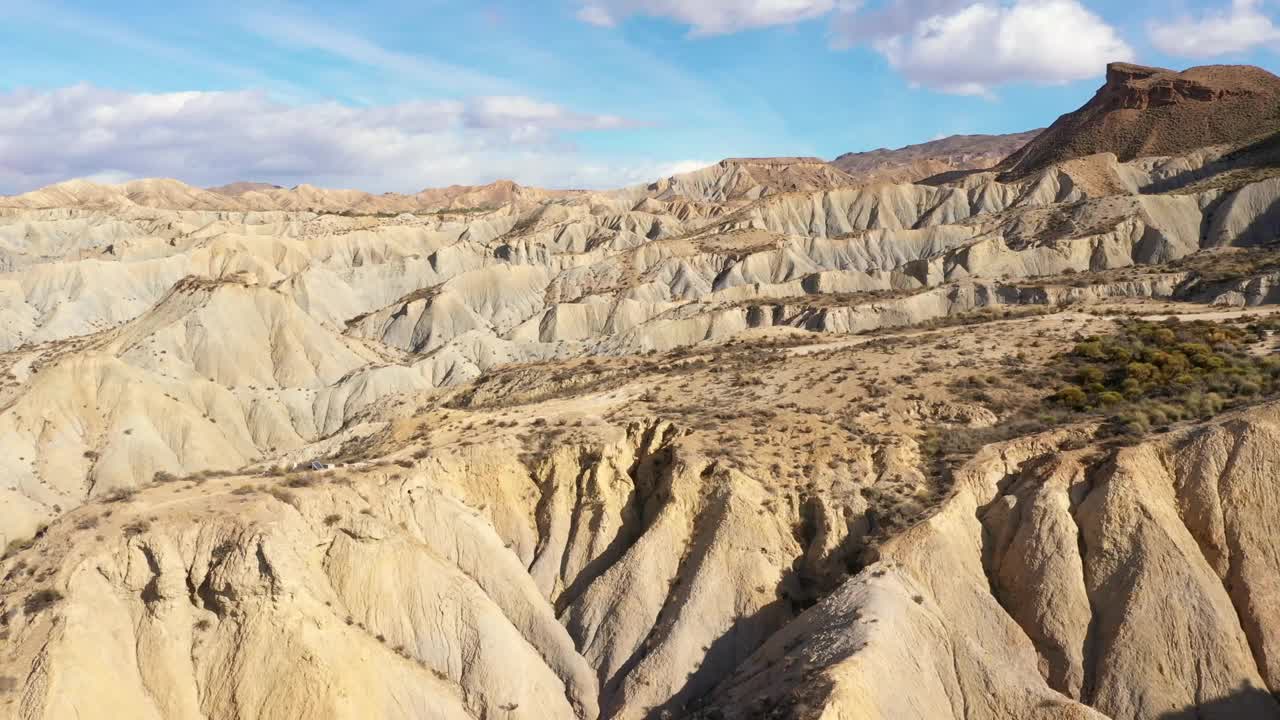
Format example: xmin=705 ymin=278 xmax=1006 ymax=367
xmin=1000 ymin=63 xmax=1280 ymax=178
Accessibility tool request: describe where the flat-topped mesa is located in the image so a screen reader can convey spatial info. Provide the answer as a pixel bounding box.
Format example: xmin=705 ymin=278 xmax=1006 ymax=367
xmin=998 ymin=61 xmax=1280 ymax=179
xmin=1102 ymin=62 xmax=1268 ymax=110
xmin=1104 ymin=62 xmax=1174 ymax=89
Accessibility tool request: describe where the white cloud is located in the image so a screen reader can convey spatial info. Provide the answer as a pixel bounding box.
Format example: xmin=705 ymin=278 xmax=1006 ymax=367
xmin=463 ymin=96 xmax=633 ymax=132
xmin=654 ymin=159 xmax=717 ymax=177
xmin=574 ymin=0 xmax=839 ymax=35
xmin=833 ymin=0 xmax=1134 ymax=96
xmin=578 ymin=1 xmax=1132 ymax=95
xmin=0 ymin=85 xmax=681 ymax=194
xmin=1148 ymin=0 xmax=1280 ymax=58
xmin=577 ymin=5 xmax=618 ymax=27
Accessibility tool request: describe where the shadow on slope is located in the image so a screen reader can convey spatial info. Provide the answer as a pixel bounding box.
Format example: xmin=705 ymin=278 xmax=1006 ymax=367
xmin=1157 ymin=683 xmax=1280 ymax=719
xmin=1143 ymin=131 xmax=1280 ymax=196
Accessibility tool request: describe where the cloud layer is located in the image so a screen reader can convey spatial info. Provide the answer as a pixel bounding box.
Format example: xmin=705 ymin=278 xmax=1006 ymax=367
xmin=0 ymin=85 xmax=690 ymax=194
xmin=839 ymin=0 xmax=1134 ymax=96
xmin=580 ymin=0 xmax=1133 ymax=96
xmin=1148 ymin=0 xmax=1280 ymax=58
xmin=576 ymin=0 xmax=839 ymax=35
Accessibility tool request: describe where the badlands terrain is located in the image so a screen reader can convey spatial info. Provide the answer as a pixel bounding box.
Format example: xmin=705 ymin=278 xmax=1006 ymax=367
xmin=2 ymin=61 xmax=1280 ymax=719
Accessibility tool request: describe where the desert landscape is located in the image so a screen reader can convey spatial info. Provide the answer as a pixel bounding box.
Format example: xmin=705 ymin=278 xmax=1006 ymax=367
xmin=1 ymin=59 xmax=1280 ymax=720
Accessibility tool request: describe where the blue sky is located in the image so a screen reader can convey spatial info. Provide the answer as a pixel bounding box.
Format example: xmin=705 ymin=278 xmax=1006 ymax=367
xmin=0 ymin=0 xmax=1277 ymax=193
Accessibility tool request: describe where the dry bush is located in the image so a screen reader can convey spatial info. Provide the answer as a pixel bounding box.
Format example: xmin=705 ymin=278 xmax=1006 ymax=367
xmin=285 ymin=474 xmax=319 ymax=489
xmin=269 ymin=488 xmax=297 ymax=505
xmin=103 ymin=487 xmax=138 ymax=503
xmin=122 ymin=520 xmax=150 ymax=537
xmin=23 ymin=588 xmax=64 ymax=615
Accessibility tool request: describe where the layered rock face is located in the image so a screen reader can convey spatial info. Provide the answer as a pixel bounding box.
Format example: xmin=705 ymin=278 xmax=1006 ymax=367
xmin=2 ymin=61 xmax=1280 ymax=719
xmin=1000 ymin=63 xmax=1280 ymax=178
xmin=10 ymin=373 xmax=1280 ymax=719
xmin=702 ymin=407 xmax=1280 ymax=720
xmin=7 ymin=141 xmax=1269 ymax=540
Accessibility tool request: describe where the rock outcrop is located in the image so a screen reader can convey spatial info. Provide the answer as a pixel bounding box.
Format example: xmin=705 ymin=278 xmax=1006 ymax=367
xmin=1000 ymin=63 xmax=1280 ymax=178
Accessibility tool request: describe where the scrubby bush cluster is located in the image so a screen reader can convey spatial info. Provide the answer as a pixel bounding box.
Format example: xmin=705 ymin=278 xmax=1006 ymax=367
xmin=1051 ymin=318 xmax=1280 ymax=434
xmin=1168 ymin=245 xmax=1280 ymax=283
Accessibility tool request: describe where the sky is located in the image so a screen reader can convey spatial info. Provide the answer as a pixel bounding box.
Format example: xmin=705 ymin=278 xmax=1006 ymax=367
xmin=0 ymin=0 xmax=1277 ymax=194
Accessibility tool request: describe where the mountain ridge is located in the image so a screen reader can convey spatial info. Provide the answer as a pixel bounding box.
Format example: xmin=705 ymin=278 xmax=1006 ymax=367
xmin=999 ymin=61 xmax=1280 ymax=178
xmin=832 ymin=130 xmax=1044 ymax=185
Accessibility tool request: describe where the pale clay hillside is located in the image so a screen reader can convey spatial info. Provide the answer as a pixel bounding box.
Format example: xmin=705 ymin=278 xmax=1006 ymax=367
xmin=2 ymin=62 xmax=1280 ymax=720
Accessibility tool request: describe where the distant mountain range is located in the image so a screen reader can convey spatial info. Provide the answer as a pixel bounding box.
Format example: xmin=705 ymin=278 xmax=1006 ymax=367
xmin=832 ymin=130 xmax=1043 ymax=185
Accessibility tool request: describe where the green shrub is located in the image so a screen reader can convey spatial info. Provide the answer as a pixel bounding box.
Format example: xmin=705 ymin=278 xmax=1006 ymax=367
xmin=1078 ymin=366 xmax=1106 ymax=385
xmin=1074 ymin=341 xmax=1106 ymax=360
xmin=1054 ymin=386 xmax=1089 ymax=408
xmin=1049 ymin=318 xmax=1280 ymax=435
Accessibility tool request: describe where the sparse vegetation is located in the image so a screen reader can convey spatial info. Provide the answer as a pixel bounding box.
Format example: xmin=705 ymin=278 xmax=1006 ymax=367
xmin=269 ymin=487 xmax=297 ymax=505
xmin=3 ymin=537 xmax=34 ymax=558
xmin=285 ymin=474 xmax=319 ymax=489
xmin=1050 ymin=318 xmax=1280 ymax=435
xmin=1166 ymin=244 xmax=1280 ymax=283
xmin=103 ymin=487 xmax=138 ymax=503
xmin=123 ymin=520 xmax=150 ymax=537
xmin=23 ymin=588 xmax=64 ymax=615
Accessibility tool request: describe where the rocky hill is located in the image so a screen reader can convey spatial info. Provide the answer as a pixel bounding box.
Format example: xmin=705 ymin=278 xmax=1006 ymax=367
xmin=644 ymin=156 xmax=860 ymax=202
xmin=832 ymin=130 xmax=1042 ymax=185
xmin=206 ymin=182 xmax=285 ymax=196
xmin=2 ymin=63 xmax=1280 ymax=720
xmin=1000 ymin=62 xmax=1280 ymax=178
